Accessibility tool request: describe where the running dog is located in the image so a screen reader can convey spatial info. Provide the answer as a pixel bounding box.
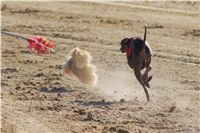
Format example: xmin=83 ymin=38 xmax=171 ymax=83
xmin=120 ymin=25 xmax=153 ymax=101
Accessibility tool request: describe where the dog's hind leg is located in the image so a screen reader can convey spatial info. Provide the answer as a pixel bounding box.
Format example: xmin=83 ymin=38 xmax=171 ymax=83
xmin=134 ymin=69 xmax=150 ymax=101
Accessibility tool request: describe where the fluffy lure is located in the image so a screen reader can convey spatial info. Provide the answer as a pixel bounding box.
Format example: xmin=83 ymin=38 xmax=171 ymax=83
xmin=63 ymin=47 xmax=98 ymax=86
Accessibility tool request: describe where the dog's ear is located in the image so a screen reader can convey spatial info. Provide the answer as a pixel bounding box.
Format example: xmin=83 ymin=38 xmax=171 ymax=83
xmin=121 ymin=38 xmax=130 ymax=47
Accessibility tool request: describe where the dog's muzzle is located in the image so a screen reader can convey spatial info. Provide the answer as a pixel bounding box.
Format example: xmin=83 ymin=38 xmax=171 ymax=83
xmin=120 ymin=47 xmax=126 ymax=53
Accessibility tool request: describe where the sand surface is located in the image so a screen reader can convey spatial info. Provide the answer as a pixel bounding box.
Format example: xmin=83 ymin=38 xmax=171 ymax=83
xmin=1 ymin=1 xmax=200 ymax=133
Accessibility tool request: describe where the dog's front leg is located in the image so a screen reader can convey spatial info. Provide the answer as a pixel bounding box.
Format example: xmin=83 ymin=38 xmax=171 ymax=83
xmin=134 ymin=69 xmax=150 ymax=102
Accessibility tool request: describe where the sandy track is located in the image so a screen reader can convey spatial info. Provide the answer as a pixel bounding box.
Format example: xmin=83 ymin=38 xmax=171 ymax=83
xmin=1 ymin=1 xmax=200 ymax=133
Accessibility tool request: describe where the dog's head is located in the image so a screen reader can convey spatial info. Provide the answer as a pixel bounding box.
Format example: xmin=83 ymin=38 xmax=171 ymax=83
xmin=120 ymin=37 xmax=146 ymax=57
xmin=120 ymin=38 xmax=131 ymax=53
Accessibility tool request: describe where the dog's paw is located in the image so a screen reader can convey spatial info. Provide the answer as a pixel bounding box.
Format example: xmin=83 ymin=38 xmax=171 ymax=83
xmin=144 ymin=76 xmax=152 ymax=88
xmin=144 ymin=82 xmax=150 ymax=88
xmin=146 ymin=76 xmax=152 ymax=82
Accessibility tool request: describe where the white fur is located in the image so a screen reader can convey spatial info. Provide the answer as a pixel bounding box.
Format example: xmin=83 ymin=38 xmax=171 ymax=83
xmin=145 ymin=41 xmax=153 ymax=55
xmin=63 ymin=47 xmax=98 ymax=86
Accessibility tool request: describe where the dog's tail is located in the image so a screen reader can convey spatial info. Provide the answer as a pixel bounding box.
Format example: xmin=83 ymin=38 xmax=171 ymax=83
xmin=144 ymin=24 xmax=147 ymax=43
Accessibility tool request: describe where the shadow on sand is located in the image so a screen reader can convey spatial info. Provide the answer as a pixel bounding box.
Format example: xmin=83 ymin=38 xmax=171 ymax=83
xmin=73 ymin=99 xmax=114 ymax=107
xmin=40 ymin=86 xmax=75 ymax=93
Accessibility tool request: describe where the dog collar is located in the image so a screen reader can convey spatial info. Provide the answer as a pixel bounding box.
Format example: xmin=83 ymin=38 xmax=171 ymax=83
xmin=126 ymin=46 xmax=133 ymax=59
xmin=126 ymin=38 xmax=134 ymax=58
